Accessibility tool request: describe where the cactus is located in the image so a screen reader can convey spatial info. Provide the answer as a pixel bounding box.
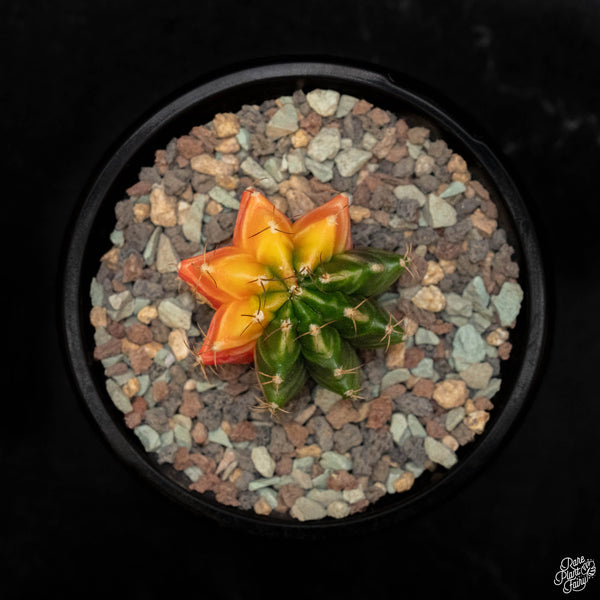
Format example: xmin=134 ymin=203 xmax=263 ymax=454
xmin=178 ymin=188 xmax=408 ymax=415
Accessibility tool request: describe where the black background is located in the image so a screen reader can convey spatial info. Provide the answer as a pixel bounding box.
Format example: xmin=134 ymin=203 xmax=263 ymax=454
xmin=3 ymin=1 xmax=599 ymax=598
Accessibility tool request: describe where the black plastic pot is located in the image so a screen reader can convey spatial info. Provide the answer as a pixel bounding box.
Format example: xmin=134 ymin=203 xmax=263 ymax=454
xmin=61 ymin=59 xmax=547 ymax=537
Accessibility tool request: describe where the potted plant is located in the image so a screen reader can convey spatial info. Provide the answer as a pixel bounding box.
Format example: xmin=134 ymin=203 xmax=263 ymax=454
xmin=61 ymin=59 xmax=547 ymax=535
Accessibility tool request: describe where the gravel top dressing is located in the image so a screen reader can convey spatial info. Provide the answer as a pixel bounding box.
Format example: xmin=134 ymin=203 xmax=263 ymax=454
xmin=89 ymin=88 xmax=523 ymax=522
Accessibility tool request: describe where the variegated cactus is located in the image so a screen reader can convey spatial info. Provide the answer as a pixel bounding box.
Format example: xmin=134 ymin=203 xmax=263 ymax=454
xmin=178 ymin=188 xmax=408 ymax=415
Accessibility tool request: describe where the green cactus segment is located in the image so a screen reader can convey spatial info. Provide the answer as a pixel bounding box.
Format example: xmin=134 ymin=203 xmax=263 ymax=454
xmin=254 ymin=301 xmax=307 ymax=408
xmin=311 ymin=248 xmax=407 ymax=296
xmin=299 ymin=286 xmax=404 ymax=349
xmin=253 ymin=247 xmax=408 ymax=410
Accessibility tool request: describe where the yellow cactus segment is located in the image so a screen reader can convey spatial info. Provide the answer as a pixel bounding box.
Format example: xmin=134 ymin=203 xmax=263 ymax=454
xmin=233 ymin=188 xmax=296 ymax=281
xmin=291 ymin=194 xmax=352 ymax=275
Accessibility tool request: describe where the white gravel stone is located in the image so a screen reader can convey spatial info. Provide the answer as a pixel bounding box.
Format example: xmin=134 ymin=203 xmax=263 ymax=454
xmin=327 ymin=500 xmax=350 ymax=519
xmin=266 ymin=103 xmax=299 ymax=139
xmin=423 ymin=193 xmax=457 ymax=228
xmin=251 ymin=446 xmax=276 ymax=478
xmin=335 ymin=147 xmax=372 ymax=177
xmin=106 ymin=379 xmax=133 ymax=413
xmin=157 ymin=299 xmax=192 ymax=330
xmin=306 ymin=89 xmax=340 ymax=116
xmin=291 ymin=496 xmax=328 ymax=521
xmin=424 ymin=436 xmax=458 ymax=469
xmin=134 ymin=424 xmax=161 ymax=452
xmin=307 ymin=126 xmax=341 ymax=161
xmin=240 ymin=157 xmax=279 ymax=194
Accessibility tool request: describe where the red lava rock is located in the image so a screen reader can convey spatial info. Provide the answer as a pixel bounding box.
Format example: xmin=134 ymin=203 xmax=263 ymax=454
xmin=124 ymin=410 xmax=143 ymax=429
xmin=425 ymin=418 xmax=448 ymax=439
xmin=326 ymin=399 xmax=361 ymax=430
xmin=278 ymin=483 xmax=305 ymax=508
xmin=404 ymin=346 xmax=426 ymax=369
xmin=299 ymin=111 xmax=322 ymax=136
xmin=327 ymin=470 xmax=359 ymax=491
xmin=126 ymin=323 xmax=153 ymax=345
xmin=429 ymin=320 xmax=454 ymax=335
xmin=191 ymin=421 xmax=208 ymax=444
xmin=93 ymin=337 xmax=122 ymax=360
xmin=104 ymin=361 xmax=129 ymax=377
xmin=474 ymin=396 xmax=494 ymax=411
xmin=214 ymin=481 xmax=240 ymax=507
xmin=189 ymin=473 xmax=220 ymax=494
xmin=229 ymin=420 xmax=256 ymax=443
xmin=173 ymin=447 xmax=194 ymax=471
xmin=498 ymin=341 xmax=513 ymax=360
xmin=283 ymin=422 xmax=309 ymax=447
xmin=224 ymin=381 xmax=249 ymax=396
xmin=126 ymin=180 xmax=153 ymax=197
xmin=368 ymin=107 xmax=391 ymax=126
xmin=366 ymin=395 xmax=392 ymax=429
xmin=189 ymin=452 xmax=216 ymax=474
xmin=411 ymin=378 xmax=435 ymax=398
xmin=214 ymin=363 xmax=248 ymax=381
xmin=122 ymin=253 xmax=144 ymax=282
xmin=152 ymin=380 xmax=169 ymax=403
xmin=380 ymin=383 xmax=407 ymax=400
xmin=352 ymin=99 xmax=373 ymax=115
xmin=176 ymin=135 xmax=206 ymax=159
xmin=276 ymin=454 xmax=293 ymax=476
xmin=179 ymin=390 xmax=202 ymax=418
xmin=128 ymin=346 xmax=153 ymax=374
xmin=349 ymin=498 xmax=370 ymax=515
xmin=395 ymin=119 xmax=409 ymax=141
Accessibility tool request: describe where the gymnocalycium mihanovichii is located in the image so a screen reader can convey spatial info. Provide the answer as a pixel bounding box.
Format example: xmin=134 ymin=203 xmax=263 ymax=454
xmin=178 ymin=188 xmax=410 ymax=417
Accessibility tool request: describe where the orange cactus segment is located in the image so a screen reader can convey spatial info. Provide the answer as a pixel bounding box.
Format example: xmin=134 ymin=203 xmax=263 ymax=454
xmin=196 ymin=291 xmax=288 ymax=365
xmin=178 ymin=246 xmax=283 ymax=308
xmin=233 ymin=188 xmax=295 ymax=281
xmin=291 ymin=194 xmax=352 ymax=275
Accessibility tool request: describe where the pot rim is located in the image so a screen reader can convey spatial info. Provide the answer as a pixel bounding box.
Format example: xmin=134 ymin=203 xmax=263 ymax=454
xmin=60 ymin=58 xmax=548 ymax=537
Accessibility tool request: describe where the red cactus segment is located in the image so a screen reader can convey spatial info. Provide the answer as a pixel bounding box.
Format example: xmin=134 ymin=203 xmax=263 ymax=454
xmin=233 ymin=188 xmax=296 ymax=282
xmin=195 ymin=291 xmax=288 ymax=365
xmin=178 ymin=246 xmax=283 ymax=308
xmin=291 ymin=194 xmax=352 ymax=275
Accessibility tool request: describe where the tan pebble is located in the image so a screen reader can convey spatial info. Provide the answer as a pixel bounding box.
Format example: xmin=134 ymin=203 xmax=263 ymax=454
xmin=215 ymin=174 xmax=239 ymax=190
xmin=385 ymin=143 xmax=408 ymax=162
xmin=385 ymin=342 xmax=405 ymax=369
xmin=464 ymin=410 xmax=490 ymax=434
xmin=212 ymin=112 xmax=240 ymax=138
xmin=183 ymin=378 xmax=197 ymax=391
xmin=133 ymin=202 xmax=150 ymax=223
xmin=433 ymin=379 xmax=468 ymax=409
xmin=221 ymin=420 xmax=232 ymax=436
xmin=422 ymin=261 xmax=445 ymax=285
xmin=464 ymin=398 xmax=477 ymax=414
xmin=253 ymin=496 xmax=272 ymax=516
xmin=100 ymin=247 xmax=120 ymax=270
xmin=143 ymin=341 xmax=163 ymax=360
xmin=291 ymin=128 xmax=312 ymax=148
xmin=442 ymin=435 xmax=460 ymax=452
xmin=191 ymin=422 xmax=208 ymax=444
xmin=447 ymin=153 xmax=468 ymax=174
xmin=349 ymin=205 xmax=371 ymax=223
xmin=411 ymin=285 xmax=447 ymax=312
xmin=470 ymin=208 xmax=497 ymax=237
xmin=190 ymin=153 xmax=236 ymax=177
xmin=393 ymin=471 xmax=415 ymax=493
xmin=352 ymin=99 xmax=373 ymax=115
xmin=121 ymin=338 xmax=140 ymax=354
xmin=181 ymin=185 xmax=193 ymax=201
xmin=177 ymin=201 xmax=191 ymax=225
xmin=215 ymin=136 xmax=240 ymax=154
xmin=295 ymin=444 xmax=322 ymax=458
xmin=90 ymin=306 xmax=108 ymax=328
xmin=356 ymin=402 xmax=371 ymax=422
xmin=123 ymin=377 xmax=140 ymax=398
xmin=403 ymin=317 xmax=419 ymax=337
xmin=168 ymin=328 xmax=189 ymax=362
xmin=438 ymin=258 xmax=457 ymax=274
xmin=486 ymin=327 xmax=509 ymax=347
xmin=204 ymin=199 xmax=223 ymax=215
xmin=137 ymin=305 xmax=158 ymax=325
xmin=149 ymin=187 xmax=177 ymax=227
xmin=452 ymin=171 xmax=471 ymax=183
xmin=228 ymin=467 xmax=243 ymax=483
